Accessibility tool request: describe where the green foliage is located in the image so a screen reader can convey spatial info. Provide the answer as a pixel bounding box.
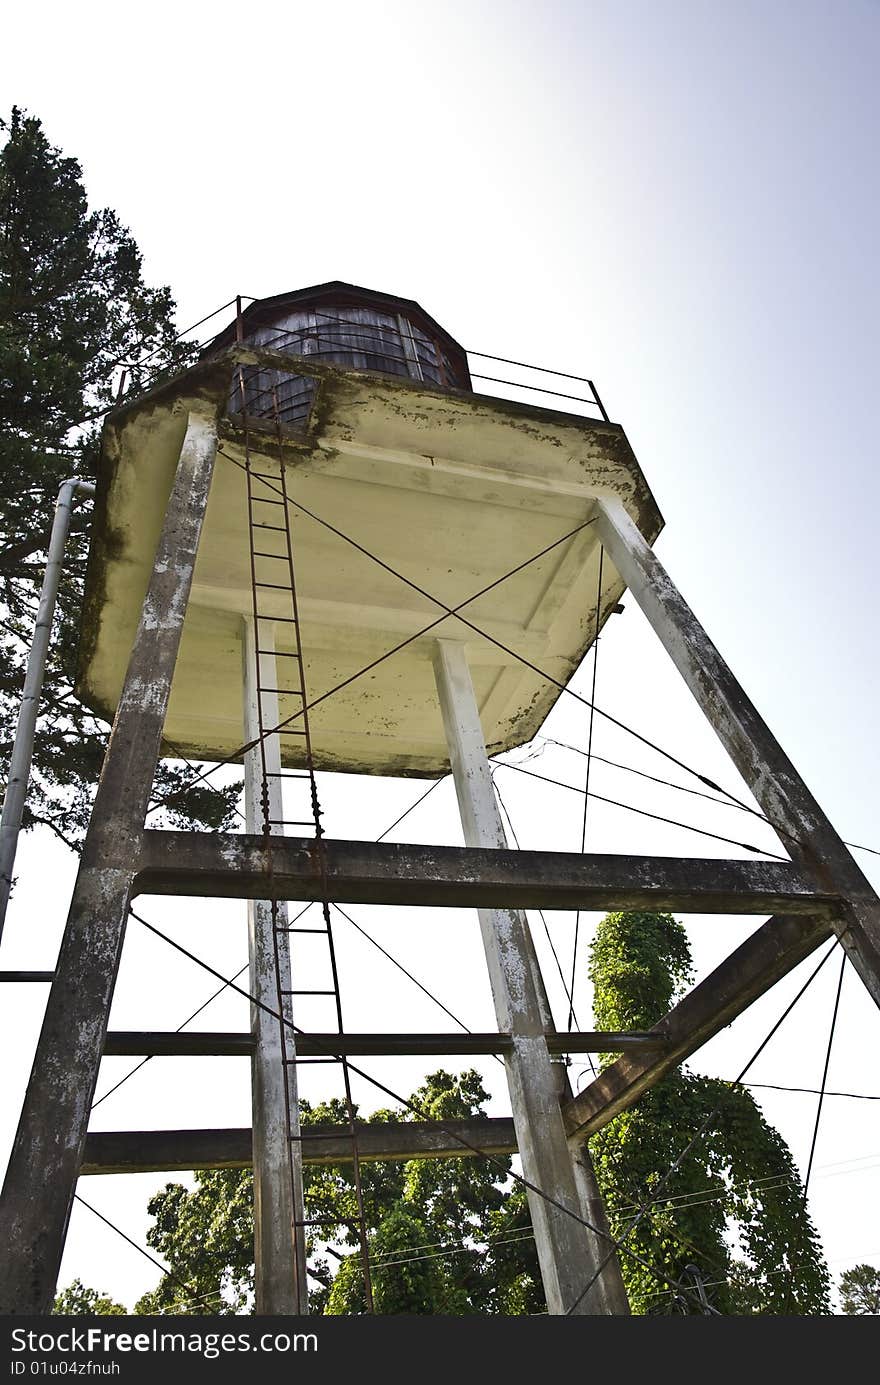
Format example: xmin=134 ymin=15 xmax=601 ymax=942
xmin=839 ymin=1264 xmax=880 ymax=1314
xmin=588 ymin=910 xmax=693 ymax=1038
xmin=0 ymin=108 xmax=238 ymax=852
xmin=588 ymin=910 xmax=832 ymax=1315
xmin=136 ymin=1070 xmax=541 ymax=1316
xmin=133 ymin=913 xmax=833 ymax=1317
xmin=53 ymin=1278 xmax=126 ymax=1315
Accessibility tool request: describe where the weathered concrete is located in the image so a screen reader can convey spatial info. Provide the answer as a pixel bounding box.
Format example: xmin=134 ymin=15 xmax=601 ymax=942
xmin=134 ymin=830 xmax=835 ymax=914
xmin=77 ymin=345 xmax=663 ymax=777
xmin=432 ymin=638 xmax=616 ymax=1315
xmin=101 ymin=1029 xmax=667 ymax=1057
xmin=564 ymin=911 xmax=833 ymax=1137
xmin=81 ymin=1118 xmax=520 ymax=1175
xmin=242 ymin=618 xmax=307 ymax=1315
xmin=594 ymin=495 xmax=880 ymax=1012
xmin=0 ymin=409 xmax=219 ymax=1316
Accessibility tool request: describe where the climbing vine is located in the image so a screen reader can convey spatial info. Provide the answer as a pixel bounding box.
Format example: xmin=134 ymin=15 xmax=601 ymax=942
xmin=588 ymin=911 xmax=832 ymax=1314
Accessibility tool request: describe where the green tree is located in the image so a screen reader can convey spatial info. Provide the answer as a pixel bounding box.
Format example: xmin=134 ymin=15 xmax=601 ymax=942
xmin=53 ymin=1278 xmax=126 ymax=1315
xmin=839 ymin=1264 xmax=880 ymax=1314
xmin=135 ymin=1071 xmax=541 ymax=1316
xmin=587 ymin=910 xmax=832 ymax=1315
xmin=131 ymin=913 xmax=832 ymax=1317
xmin=0 ymin=108 xmax=238 ymax=854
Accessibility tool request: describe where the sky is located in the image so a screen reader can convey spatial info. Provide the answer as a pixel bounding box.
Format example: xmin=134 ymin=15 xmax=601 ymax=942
xmin=1 ymin=0 xmax=879 ymax=1312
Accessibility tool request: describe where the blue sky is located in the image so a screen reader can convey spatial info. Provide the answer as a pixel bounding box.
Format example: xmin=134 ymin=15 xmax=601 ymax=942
xmin=1 ymin=0 xmax=878 ymax=1308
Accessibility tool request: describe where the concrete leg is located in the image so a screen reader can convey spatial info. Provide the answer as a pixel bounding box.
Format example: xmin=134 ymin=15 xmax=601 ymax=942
xmin=432 ymin=638 xmax=620 ymax=1315
xmin=593 ymin=496 xmax=880 ymax=1011
xmin=0 ymin=410 xmax=219 ymax=1314
xmin=242 ymin=618 xmax=308 ymax=1314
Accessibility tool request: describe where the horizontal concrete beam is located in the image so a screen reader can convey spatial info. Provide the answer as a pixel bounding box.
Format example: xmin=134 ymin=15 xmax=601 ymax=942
xmin=135 ymin=831 xmax=837 ymax=916
xmin=102 ymin=1030 xmax=668 ymax=1058
xmin=81 ymin=1118 xmax=518 ymax=1174
xmin=562 ymin=913 xmax=832 ymax=1139
xmin=104 ymin=1032 xmax=255 ymax=1056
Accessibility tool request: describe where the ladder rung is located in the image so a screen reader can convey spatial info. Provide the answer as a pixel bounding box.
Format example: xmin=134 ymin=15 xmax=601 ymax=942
xmin=295 ymin=1216 xmax=358 ymax=1227
xmin=248 ymin=471 xmax=283 ymax=481
xmin=257 ymin=688 xmax=305 ymax=698
xmin=276 ymin=729 xmax=308 ymax=737
xmin=259 ymin=649 xmax=301 ymax=659
xmin=285 ymin=927 xmax=329 ymax=934
xmin=287 ymin=1057 xmax=340 ymax=1065
xmin=289 ymin=1130 xmax=357 ymax=1143
xmin=253 ymin=522 xmax=286 ymax=532
xmin=253 ymin=550 xmax=289 ymax=560
xmin=254 ymin=581 xmax=294 ymax=591
xmin=256 ymin=614 xmax=298 ymax=624
xmin=267 ymin=819 xmax=316 ymax=826
xmin=282 ymin=989 xmax=336 ymax=995
xmin=249 ymin=496 xmax=284 ymax=506
xmin=263 ymin=770 xmax=311 ymax=778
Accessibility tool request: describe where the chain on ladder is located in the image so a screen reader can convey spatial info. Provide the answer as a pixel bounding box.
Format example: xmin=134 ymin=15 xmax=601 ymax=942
xmin=239 ymin=367 xmax=374 ymax=1312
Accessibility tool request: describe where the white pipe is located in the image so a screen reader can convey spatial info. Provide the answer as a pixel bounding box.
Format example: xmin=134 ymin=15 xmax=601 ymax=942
xmin=0 ymin=478 xmax=95 ymax=939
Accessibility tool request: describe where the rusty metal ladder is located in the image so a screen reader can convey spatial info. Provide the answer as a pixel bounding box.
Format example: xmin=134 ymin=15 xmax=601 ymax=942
xmin=242 ymin=379 xmax=374 ymax=1311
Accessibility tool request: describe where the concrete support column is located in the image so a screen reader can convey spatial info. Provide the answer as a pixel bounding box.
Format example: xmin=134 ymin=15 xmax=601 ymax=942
xmin=0 ymin=409 xmax=219 ymax=1314
xmin=593 ymin=495 xmax=880 ymax=1012
xmin=432 ymin=638 xmax=618 ymax=1315
xmin=241 ymin=619 xmax=308 ymax=1314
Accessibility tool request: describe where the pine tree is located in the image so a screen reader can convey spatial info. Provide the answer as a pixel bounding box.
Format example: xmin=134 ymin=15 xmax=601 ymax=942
xmin=0 ymin=108 xmax=239 ymax=854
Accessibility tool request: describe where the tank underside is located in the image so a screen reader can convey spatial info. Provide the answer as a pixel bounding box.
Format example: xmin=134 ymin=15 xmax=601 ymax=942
xmin=77 ymin=347 xmax=663 ymax=776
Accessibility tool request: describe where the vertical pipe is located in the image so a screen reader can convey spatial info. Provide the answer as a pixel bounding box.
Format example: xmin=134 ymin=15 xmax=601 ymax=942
xmin=0 ymin=478 xmax=95 ymax=940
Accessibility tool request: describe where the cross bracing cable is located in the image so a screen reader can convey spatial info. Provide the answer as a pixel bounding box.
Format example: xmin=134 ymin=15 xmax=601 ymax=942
xmin=126 ymin=906 xmax=724 ymax=1314
xmin=493 ymin=759 xmax=788 ymax=859
xmin=802 ymin=953 xmax=847 ymax=1206
xmin=93 ymin=778 xmax=451 ymax=1111
xmin=211 ymin=453 xmax=771 ymax=827
xmin=127 ymin=896 xmax=842 ymax=1317
xmin=570 ymin=546 xmax=604 ymax=1030
xmin=536 ymin=734 xmax=880 ymax=861
xmin=145 ymin=470 xmax=604 ymax=814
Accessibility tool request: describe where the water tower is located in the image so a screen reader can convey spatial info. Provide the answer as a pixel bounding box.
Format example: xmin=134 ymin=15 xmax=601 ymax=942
xmin=2 ymin=281 xmax=879 ymax=1317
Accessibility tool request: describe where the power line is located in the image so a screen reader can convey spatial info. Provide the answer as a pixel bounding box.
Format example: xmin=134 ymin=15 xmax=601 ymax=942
xmin=737 ymin=1080 xmax=880 ymax=1102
